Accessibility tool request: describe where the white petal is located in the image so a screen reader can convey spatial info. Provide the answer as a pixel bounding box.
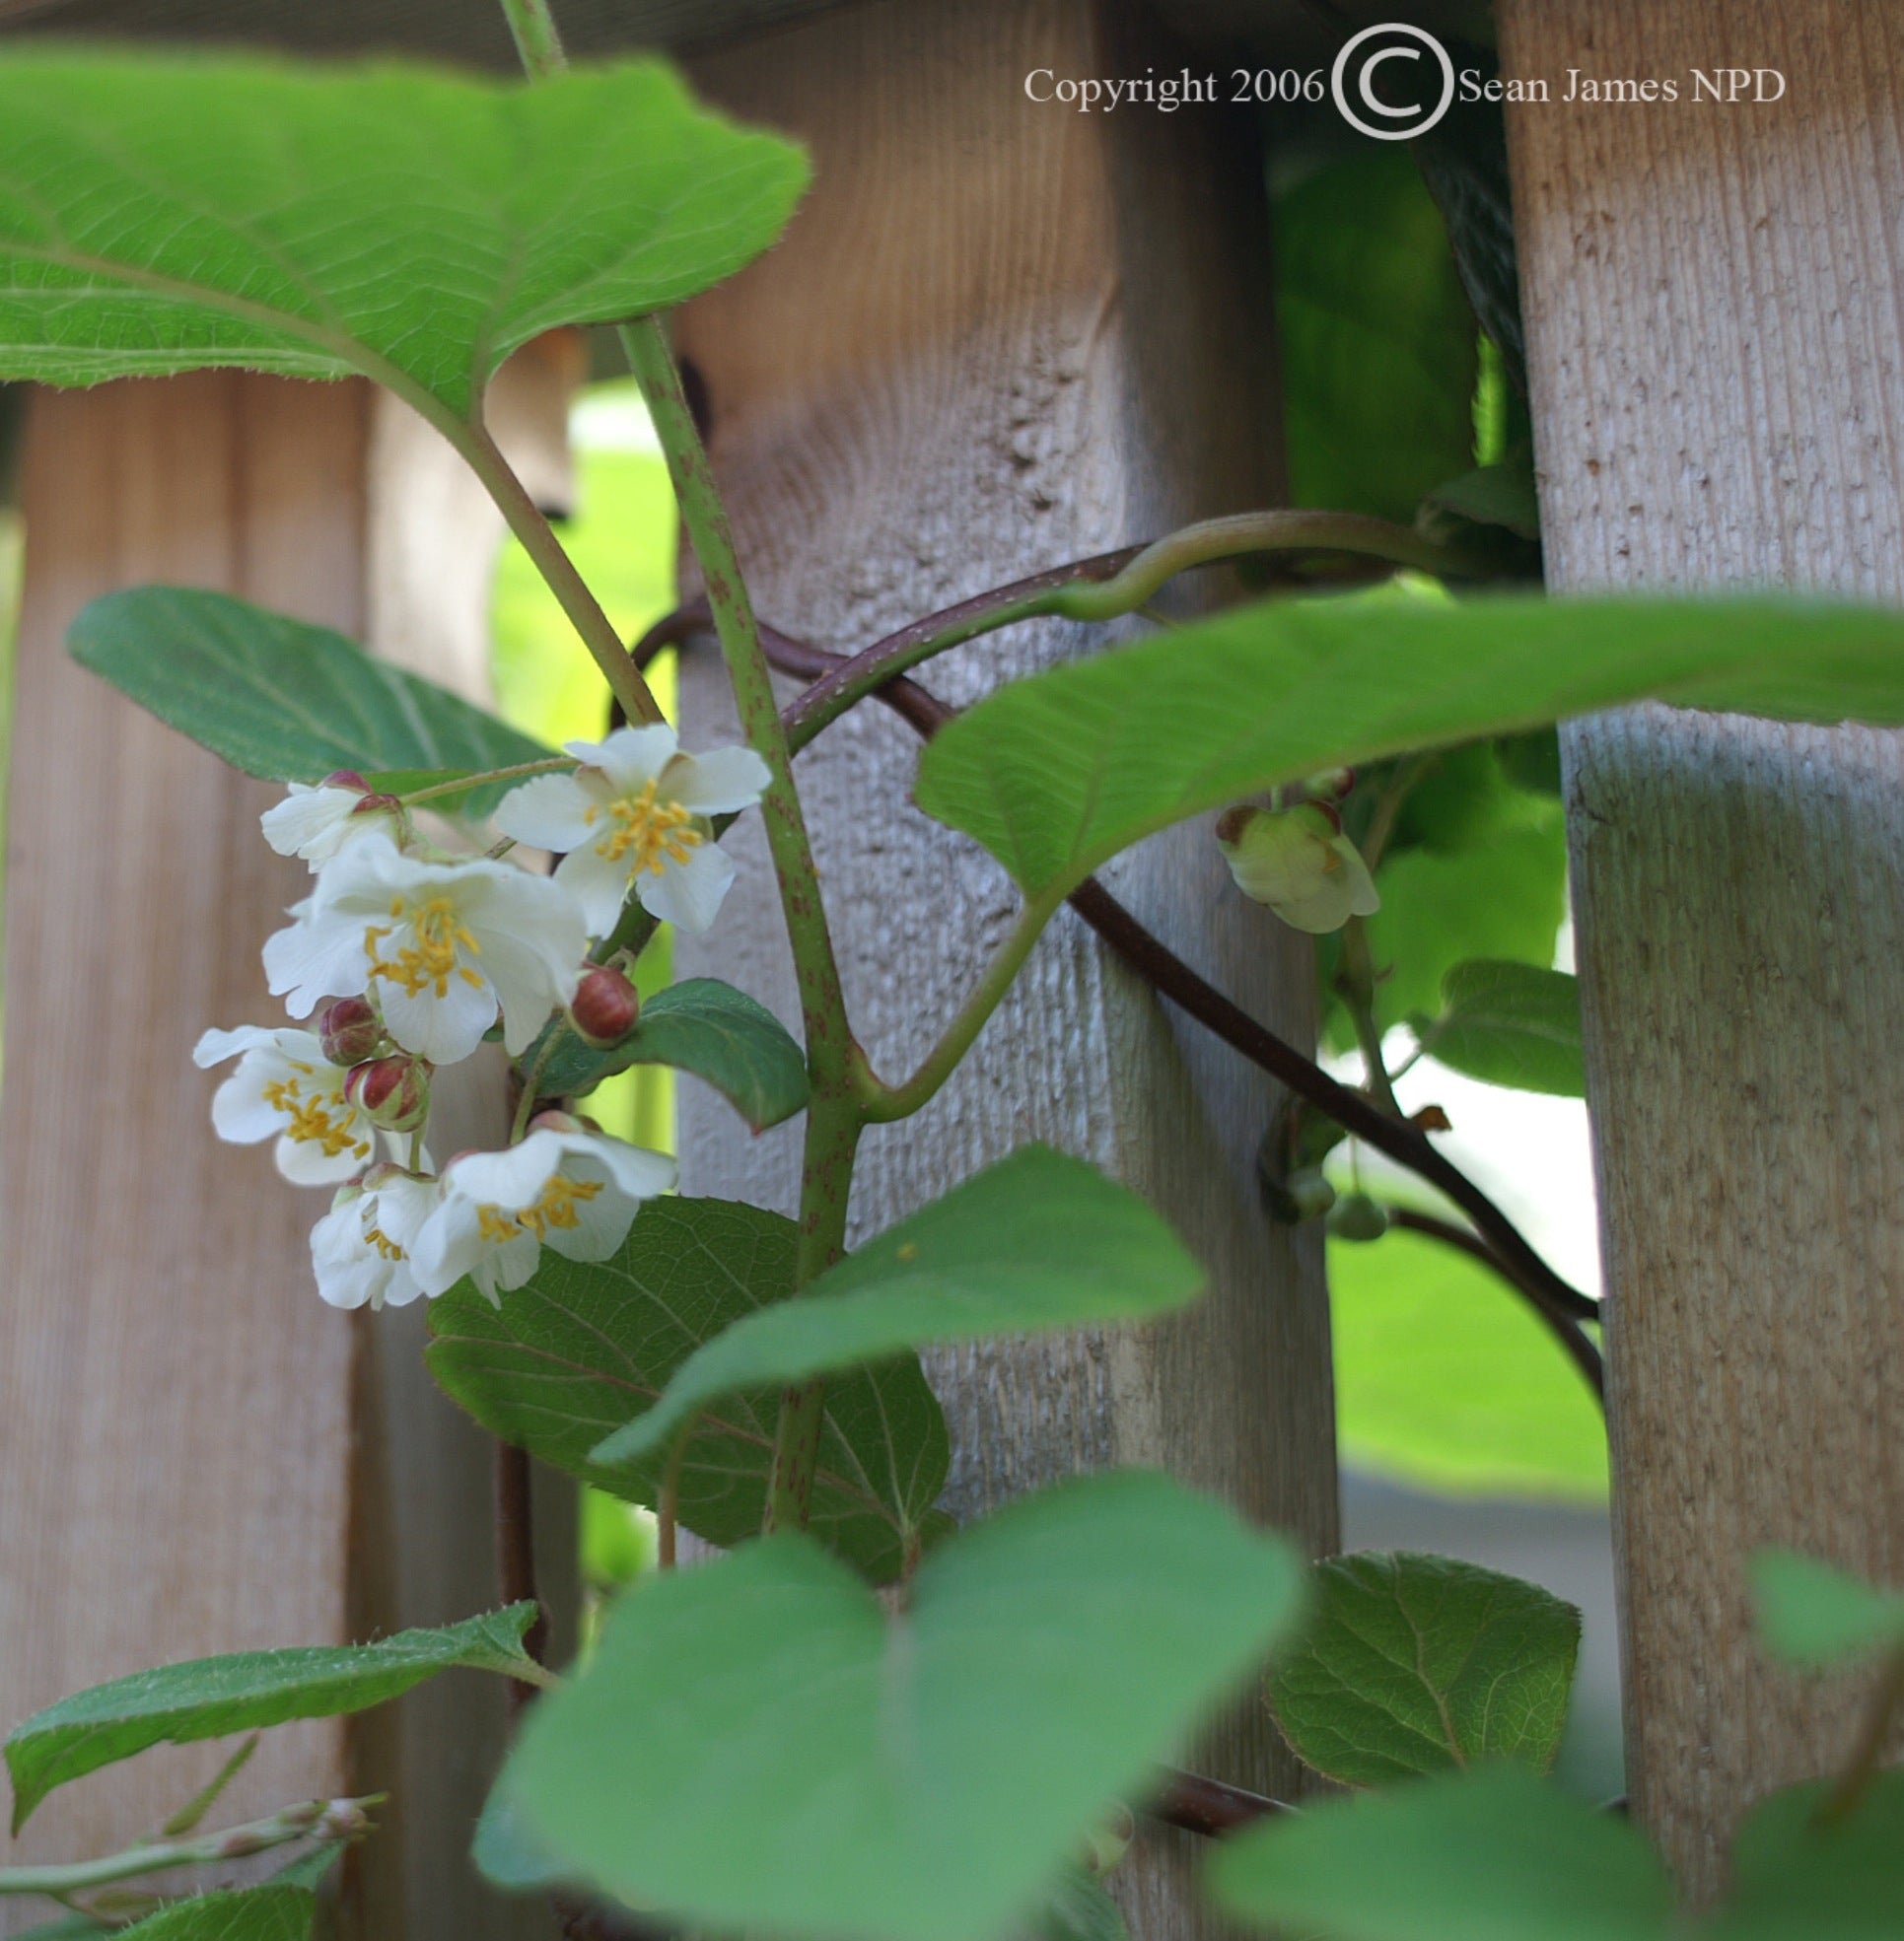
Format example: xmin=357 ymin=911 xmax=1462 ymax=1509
xmin=444 ymin=1134 xmax=563 ymax=1208
xmin=637 ymin=843 xmax=736 ymax=935
xmin=210 ymin=1065 xmax=291 ymax=1145
xmin=275 ymin=1129 xmax=371 ymax=1187
xmin=666 ymin=744 xmax=771 ymax=816
xmin=261 ymin=786 xmax=370 ymax=867
xmin=587 ymin=1137 xmax=678 ymax=1204
xmin=263 ymin=915 xmax=372 ymax=1016
xmin=193 ymin=1024 xmax=281 ymax=1070
xmin=310 ymin=1203 xmax=381 ymax=1310
xmin=568 ymin=725 xmax=677 ymax=796
xmin=551 ymin=843 xmax=636 ymax=938
xmin=380 ymin=971 xmax=498 ymax=1067
xmin=494 ymin=772 xmax=599 ymax=854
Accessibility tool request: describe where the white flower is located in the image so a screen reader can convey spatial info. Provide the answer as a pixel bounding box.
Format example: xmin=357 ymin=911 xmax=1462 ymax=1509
xmin=262 ymin=836 xmax=587 ymax=1066
xmin=495 ymin=726 xmax=769 ymax=936
xmin=193 ymin=1024 xmax=384 ymax=1186
xmin=309 ymin=1168 xmax=441 ymax=1312
xmin=411 ymin=1123 xmax=677 ymax=1302
xmin=262 ymin=778 xmax=401 ymax=869
xmin=1217 ymin=802 xmax=1380 ymax=935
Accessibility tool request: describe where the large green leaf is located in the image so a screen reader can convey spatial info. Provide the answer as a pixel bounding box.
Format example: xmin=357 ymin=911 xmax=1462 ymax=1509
xmin=116 ymin=1890 xmax=315 ymax=1941
xmin=1707 ymin=1771 xmax=1904 ymax=1940
xmin=0 ymin=55 xmax=807 ymax=424
xmin=913 ymin=594 xmax=1904 ymax=901
xmin=1209 ymin=1763 xmax=1672 ymax=1941
xmin=502 ymin=1470 xmax=1305 ymax=1941
xmin=1749 ymin=1550 xmax=1904 ymax=1669
xmin=1275 ymin=149 xmax=1479 ymax=526
xmin=1412 ymin=960 xmax=1585 ymax=1097
xmin=427 ymin=1197 xmax=949 ymax=1585
xmin=1269 ymin=1553 xmax=1581 ymax=1786
xmin=592 ymin=1145 xmax=1202 ymax=1471
xmin=6 ymin=1606 xmax=536 ymax=1831
xmin=70 ymin=589 xmax=552 ymax=811
xmin=528 ymin=978 xmax=809 ymax=1131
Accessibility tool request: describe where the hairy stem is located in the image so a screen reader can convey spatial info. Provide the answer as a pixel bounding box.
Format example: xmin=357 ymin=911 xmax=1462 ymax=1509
xmin=500 ymin=0 xmax=568 ymax=76
xmin=784 ymin=510 xmax=1474 ymax=753
xmin=0 ymin=1798 xmax=379 ymax=1900
xmin=400 ymin=755 xmax=574 ymax=805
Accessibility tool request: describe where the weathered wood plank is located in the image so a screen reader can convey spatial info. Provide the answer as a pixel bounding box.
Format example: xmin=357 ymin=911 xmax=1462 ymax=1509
xmin=674 ymin=4 xmax=1337 ymax=1931
xmin=1501 ymin=0 xmax=1904 ymax=1898
xmin=0 ymin=374 xmax=366 ymax=1923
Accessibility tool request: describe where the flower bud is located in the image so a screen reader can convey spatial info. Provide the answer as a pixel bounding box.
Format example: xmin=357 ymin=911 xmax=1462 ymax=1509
xmin=318 ymin=996 xmax=391 ymax=1068
xmin=345 ymin=1055 xmax=431 ymax=1134
xmin=569 ymin=962 xmax=642 ymax=1046
xmin=1080 ymin=1801 xmax=1136 ymax=1877
xmin=351 ymin=791 xmax=404 ymax=818
xmin=1303 ymin=766 xmax=1356 ymax=801
xmin=1216 ymin=801 xmax=1380 ymax=936
xmin=1328 ymin=1191 xmax=1390 ymax=1243
xmin=1282 ymin=1166 xmax=1338 ymax=1223
xmin=320 ymin=769 xmax=370 ymax=792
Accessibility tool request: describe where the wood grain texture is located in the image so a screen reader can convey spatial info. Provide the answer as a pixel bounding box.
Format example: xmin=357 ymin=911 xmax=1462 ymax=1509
xmin=1500 ymin=0 xmax=1904 ymax=1898
xmin=0 ymin=374 xmax=365 ymax=1923
xmin=675 ymin=4 xmax=1337 ymax=1931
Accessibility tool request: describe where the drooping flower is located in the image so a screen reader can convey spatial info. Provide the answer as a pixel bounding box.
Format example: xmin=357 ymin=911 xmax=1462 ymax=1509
xmin=262 ymin=836 xmax=587 ymax=1066
xmin=495 ymin=726 xmax=770 ymax=936
xmin=194 ymin=1024 xmax=386 ymax=1185
xmin=261 ymin=773 xmax=405 ymax=869
xmin=1216 ymin=802 xmax=1380 ymax=935
xmin=410 ymin=1118 xmax=676 ymax=1303
xmin=309 ymin=1166 xmax=441 ymax=1312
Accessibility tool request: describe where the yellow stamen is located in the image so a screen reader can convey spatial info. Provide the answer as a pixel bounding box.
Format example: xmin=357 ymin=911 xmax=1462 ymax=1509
xmin=585 ymin=779 xmax=703 ymax=876
xmin=263 ymin=1074 xmax=373 ymax=1160
xmin=365 ymin=897 xmax=483 ymax=999
xmin=476 ymin=1173 xmax=605 ymax=1245
xmin=365 ymin=1222 xmax=407 ymax=1261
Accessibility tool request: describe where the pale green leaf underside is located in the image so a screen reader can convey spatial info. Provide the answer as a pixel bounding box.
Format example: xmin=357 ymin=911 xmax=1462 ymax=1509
xmin=1209 ymin=1764 xmax=1673 ymax=1941
xmin=1414 ymin=959 xmax=1585 ymax=1097
xmin=504 ymin=1470 xmax=1305 ymax=1941
xmin=117 ymin=1888 xmax=315 ymax=1941
xmin=1749 ymin=1548 xmax=1904 ymax=1668
xmin=914 ymin=594 xmax=1904 ymax=899
xmin=6 ymin=1605 xmax=535 ymax=1830
xmin=70 ymin=588 xmax=553 ymax=812
xmin=427 ymin=1197 xmax=950 ymax=1586
xmin=593 ymin=1145 xmax=1203 ymax=1470
xmin=529 ymin=979 xmax=810 ymax=1131
xmin=0 ymin=55 xmax=808 ymax=422
xmin=1270 ymin=1552 xmax=1581 ymax=1787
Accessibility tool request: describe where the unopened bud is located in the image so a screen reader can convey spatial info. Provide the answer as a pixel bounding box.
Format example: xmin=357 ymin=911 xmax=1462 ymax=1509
xmin=351 ymin=791 xmax=404 ymax=817
xmin=1328 ymin=1192 xmax=1390 ymax=1243
xmin=320 ymin=770 xmax=369 ymax=792
xmin=1304 ymin=766 xmax=1356 ymax=801
xmin=1284 ymin=1166 xmax=1338 ymax=1223
xmin=569 ymin=963 xmax=641 ymax=1046
xmin=345 ymin=1055 xmax=431 ymax=1134
xmin=1216 ymin=801 xmax=1380 ymax=936
xmin=527 ymin=1108 xmax=586 ymax=1139
xmin=319 ymin=996 xmax=390 ymax=1068
xmin=316 ymin=1796 xmax=376 ymax=1840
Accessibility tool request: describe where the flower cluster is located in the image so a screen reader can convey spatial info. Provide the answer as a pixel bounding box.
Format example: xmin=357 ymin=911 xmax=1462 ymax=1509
xmin=199 ymin=729 xmax=768 ymax=1311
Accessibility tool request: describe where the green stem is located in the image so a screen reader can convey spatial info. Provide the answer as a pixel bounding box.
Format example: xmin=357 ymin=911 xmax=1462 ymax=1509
xmin=0 ymin=1797 xmax=379 ymax=1900
xmin=1337 ymin=916 xmax=1402 ymax=1119
xmin=400 ymin=755 xmax=575 ymax=805
xmin=786 ymin=510 xmax=1470 ymax=753
xmin=1817 ymin=1644 xmax=1904 ymax=1828
xmin=456 ymin=423 xmax=665 ymax=728
xmin=861 ymin=897 xmax=1060 ymax=1124
xmin=500 ymin=0 xmax=568 ymax=75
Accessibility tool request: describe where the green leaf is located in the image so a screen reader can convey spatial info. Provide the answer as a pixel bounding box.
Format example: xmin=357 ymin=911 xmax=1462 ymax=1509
xmin=70 ymin=589 xmax=553 ymax=812
xmin=1275 ymin=150 xmax=1479 ymax=526
xmin=1029 ymin=1867 xmax=1131 ymax=1941
xmin=0 ymin=54 xmax=807 ymax=424
xmin=503 ymin=1469 xmax=1305 ymax=1941
xmin=528 ymin=979 xmax=809 ymax=1131
xmin=913 ymin=593 xmax=1904 ymax=903
xmin=1412 ymin=961 xmax=1585 ymax=1097
xmin=592 ymin=1145 xmax=1202 ymax=1472
xmin=1707 ymin=1770 xmax=1904 ymax=1940
xmin=6 ymin=1606 xmax=536 ymax=1831
xmin=117 ymin=1888 xmax=316 ymax=1940
xmin=1422 ymin=464 xmax=1541 ymax=541
xmin=1209 ymin=1764 xmax=1673 ymax=1941
xmin=1269 ymin=1552 xmax=1581 ymax=1787
xmin=472 ymin=1785 xmax=578 ymax=1896
xmin=427 ymin=1197 xmax=949 ymax=1585
xmin=1749 ymin=1550 xmax=1904 ymax=1669
xmin=1329 ymin=1229 xmax=1607 ymax=1503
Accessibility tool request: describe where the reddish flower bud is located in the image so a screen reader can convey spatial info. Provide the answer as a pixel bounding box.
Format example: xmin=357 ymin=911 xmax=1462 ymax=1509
xmin=320 ymin=770 xmax=370 ymax=792
xmin=351 ymin=791 xmax=404 ymax=817
xmin=318 ymin=996 xmax=390 ymax=1068
xmin=345 ymin=1055 xmax=431 ymax=1134
xmin=569 ymin=963 xmax=641 ymax=1046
